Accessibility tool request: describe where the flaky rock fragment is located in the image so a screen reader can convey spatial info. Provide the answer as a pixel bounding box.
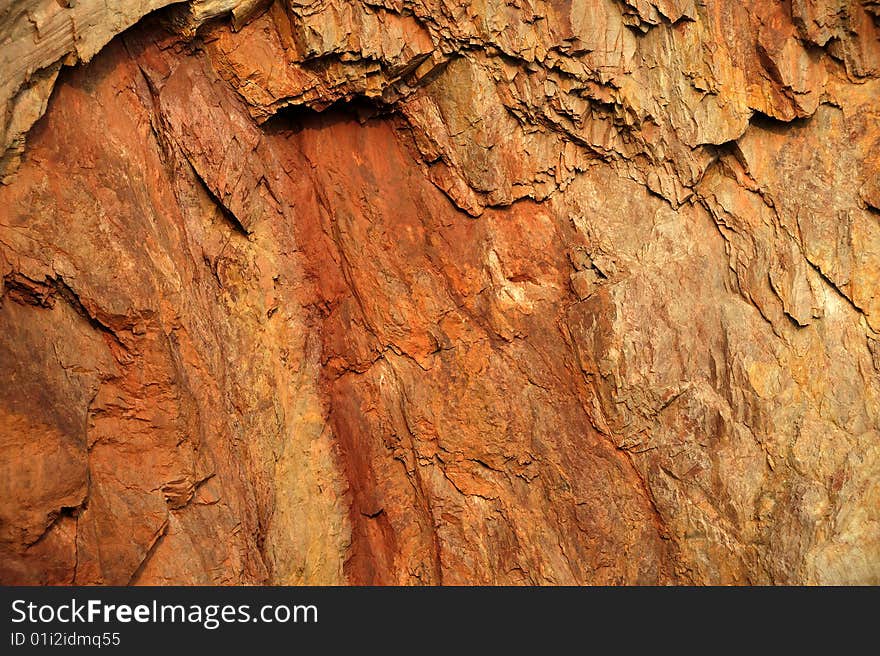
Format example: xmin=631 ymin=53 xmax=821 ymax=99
xmin=0 ymin=0 xmax=268 ymax=180
xmin=0 ymin=1 xmax=878 ymax=584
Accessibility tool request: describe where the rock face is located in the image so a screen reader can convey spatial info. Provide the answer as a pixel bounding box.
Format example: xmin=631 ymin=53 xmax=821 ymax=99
xmin=0 ymin=1 xmax=878 ymax=585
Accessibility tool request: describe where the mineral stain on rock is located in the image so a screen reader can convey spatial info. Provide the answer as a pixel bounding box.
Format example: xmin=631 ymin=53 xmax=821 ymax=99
xmin=0 ymin=1 xmax=878 ymax=585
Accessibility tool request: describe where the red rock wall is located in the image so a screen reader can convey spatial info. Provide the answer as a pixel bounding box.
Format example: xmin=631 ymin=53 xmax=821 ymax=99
xmin=1 ymin=1 xmax=878 ymax=585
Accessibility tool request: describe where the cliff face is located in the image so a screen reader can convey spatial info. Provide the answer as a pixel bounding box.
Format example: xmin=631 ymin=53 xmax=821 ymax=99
xmin=0 ymin=1 xmax=878 ymax=585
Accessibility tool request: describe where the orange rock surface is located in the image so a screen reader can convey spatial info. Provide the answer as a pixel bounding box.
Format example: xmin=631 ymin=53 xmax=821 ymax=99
xmin=1 ymin=1 xmax=878 ymax=584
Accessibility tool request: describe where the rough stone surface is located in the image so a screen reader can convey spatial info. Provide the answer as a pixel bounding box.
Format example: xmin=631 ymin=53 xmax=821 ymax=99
xmin=0 ymin=1 xmax=878 ymax=585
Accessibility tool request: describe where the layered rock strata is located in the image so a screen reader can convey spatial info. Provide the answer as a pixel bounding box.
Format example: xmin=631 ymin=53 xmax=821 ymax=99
xmin=1 ymin=1 xmax=878 ymax=584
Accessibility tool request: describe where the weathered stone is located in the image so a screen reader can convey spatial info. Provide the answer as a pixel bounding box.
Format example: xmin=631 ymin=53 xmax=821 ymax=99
xmin=0 ymin=1 xmax=878 ymax=585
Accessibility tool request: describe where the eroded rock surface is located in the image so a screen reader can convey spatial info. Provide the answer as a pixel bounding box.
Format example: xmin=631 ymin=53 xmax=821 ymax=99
xmin=0 ymin=1 xmax=878 ymax=584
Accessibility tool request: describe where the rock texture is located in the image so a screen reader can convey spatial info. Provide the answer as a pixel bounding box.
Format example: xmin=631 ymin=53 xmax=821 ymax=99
xmin=1 ymin=1 xmax=878 ymax=585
